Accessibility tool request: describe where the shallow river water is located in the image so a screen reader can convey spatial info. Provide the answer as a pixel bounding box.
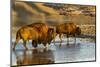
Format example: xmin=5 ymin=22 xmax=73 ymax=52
xmin=11 ymin=38 xmax=96 ymax=66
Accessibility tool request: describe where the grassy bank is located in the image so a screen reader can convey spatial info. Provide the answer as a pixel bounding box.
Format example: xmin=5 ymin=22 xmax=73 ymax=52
xmin=79 ymin=25 xmax=95 ymax=36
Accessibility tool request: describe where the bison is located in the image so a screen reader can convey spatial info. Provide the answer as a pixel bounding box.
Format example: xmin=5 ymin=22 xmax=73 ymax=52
xmin=32 ymin=27 xmax=57 ymax=48
xmin=28 ymin=22 xmax=48 ymax=35
xmin=13 ymin=23 xmax=56 ymax=50
xmin=56 ymin=22 xmax=81 ymax=46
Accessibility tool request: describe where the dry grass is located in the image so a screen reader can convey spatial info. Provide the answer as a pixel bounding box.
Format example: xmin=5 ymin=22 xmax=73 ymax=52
xmin=79 ymin=25 xmax=95 ymax=36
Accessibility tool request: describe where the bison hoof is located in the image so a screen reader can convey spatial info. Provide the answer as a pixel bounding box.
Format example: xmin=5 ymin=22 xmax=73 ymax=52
xmin=45 ymin=44 xmax=49 ymax=48
xmin=59 ymin=44 xmax=62 ymax=48
xmin=25 ymin=48 xmax=28 ymax=50
xmin=12 ymin=47 xmax=15 ymax=51
xmin=33 ymin=44 xmax=38 ymax=48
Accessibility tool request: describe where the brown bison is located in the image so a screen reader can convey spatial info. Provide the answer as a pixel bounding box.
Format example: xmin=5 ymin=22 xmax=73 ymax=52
xmin=56 ymin=22 xmax=81 ymax=46
xmin=13 ymin=23 xmax=56 ymax=50
xmin=28 ymin=22 xmax=48 ymax=35
xmin=32 ymin=27 xmax=57 ymax=48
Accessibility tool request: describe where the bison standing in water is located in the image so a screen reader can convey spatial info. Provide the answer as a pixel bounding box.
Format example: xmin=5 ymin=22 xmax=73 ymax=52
xmin=13 ymin=23 xmax=56 ymax=50
xmin=56 ymin=22 xmax=81 ymax=46
xmin=32 ymin=27 xmax=57 ymax=48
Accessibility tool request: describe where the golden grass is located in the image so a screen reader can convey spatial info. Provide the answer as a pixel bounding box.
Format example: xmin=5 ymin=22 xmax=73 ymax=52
xmin=34 ymin=3 xmax=59 ymax=15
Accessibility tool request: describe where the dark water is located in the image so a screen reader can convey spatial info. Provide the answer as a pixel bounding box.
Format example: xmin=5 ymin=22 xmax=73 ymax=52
xmin=11 ymin=38 xmax=95 ymax=66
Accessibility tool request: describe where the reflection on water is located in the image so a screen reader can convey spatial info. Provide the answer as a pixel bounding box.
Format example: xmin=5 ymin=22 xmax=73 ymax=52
xmin=11 ymin=38 xmax=95 ymax=66
xmin=13 ymin=48 xmax=54 ymax=66
xmin=54 ymin=43 xmax=95 ymax=63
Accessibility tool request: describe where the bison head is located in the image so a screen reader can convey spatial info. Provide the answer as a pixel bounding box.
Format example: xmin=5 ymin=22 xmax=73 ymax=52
xmin=47 ymin=28 xmax=57 ymax=44
xmin=76 ymin=27 xmax=81 ymax=35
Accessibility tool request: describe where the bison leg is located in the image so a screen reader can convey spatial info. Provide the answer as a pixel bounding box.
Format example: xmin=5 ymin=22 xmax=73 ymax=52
xmin=73 ymin=34 xmax=76 ymax=45
xmin=32 ymin=40 xmax=38 ymax=48
xmin=59 ymin=34 xmax=62 ymax=42
xmin=43 ymin=43 xmax=49 ymax=51
xmin=23 ymin=40 xmax=28 ymax=50
xmin=43 ymin=43 xmax=48 ymax=48
xmin=59 ymin=34 xmax=62 ymax=47
xmin=13 ymin=37 xmax=20 ymax=50
xmin=53 ymin=38 xmax=56 ymax=45
xmin=66 ymin=34 xmax=69 ymax=46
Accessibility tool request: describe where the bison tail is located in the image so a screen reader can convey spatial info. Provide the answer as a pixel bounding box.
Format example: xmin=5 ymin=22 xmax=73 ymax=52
xmin=13 ymin=30 xmax=21 ymax=50
xmin=16 ymin=30 xmax=21 ymax=40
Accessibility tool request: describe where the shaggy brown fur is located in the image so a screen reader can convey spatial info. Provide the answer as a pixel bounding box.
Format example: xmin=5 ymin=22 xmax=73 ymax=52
xmin=56 ymin=22 xmax=81 ymax=45
xmin=13 ymin=23 xmax=56 ymax=50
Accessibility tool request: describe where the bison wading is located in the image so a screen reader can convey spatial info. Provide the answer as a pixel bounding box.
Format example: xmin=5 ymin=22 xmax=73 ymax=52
xmin=56 ymin=22 xmax=81 ymax=46
xmin=32 ymin=27 xmax=57 ymax=48
xmin=13 ymin=23 xmax=49 ymax=50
